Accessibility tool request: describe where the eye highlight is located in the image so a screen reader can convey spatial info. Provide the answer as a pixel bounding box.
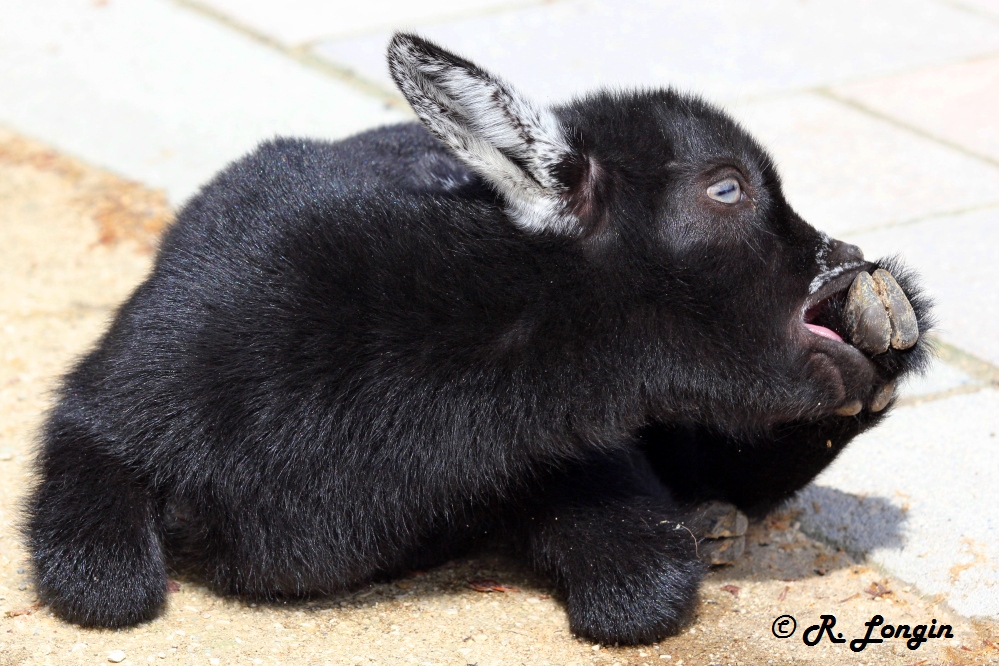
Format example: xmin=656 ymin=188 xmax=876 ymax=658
xmin=706 ymin=177 xmax=742 ymax=204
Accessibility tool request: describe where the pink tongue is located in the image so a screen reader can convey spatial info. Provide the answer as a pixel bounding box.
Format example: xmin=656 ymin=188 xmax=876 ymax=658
xmin=805 ymin=323 xmax=844 ymax=343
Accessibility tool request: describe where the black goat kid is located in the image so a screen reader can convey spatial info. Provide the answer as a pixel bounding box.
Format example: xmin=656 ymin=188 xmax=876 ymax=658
xmin=26 ymin=34 xmax=931 ymax=644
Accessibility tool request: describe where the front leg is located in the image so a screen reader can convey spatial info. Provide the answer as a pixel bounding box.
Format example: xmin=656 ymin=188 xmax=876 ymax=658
xmin=520 ymin=450 xmax=704 ymax=645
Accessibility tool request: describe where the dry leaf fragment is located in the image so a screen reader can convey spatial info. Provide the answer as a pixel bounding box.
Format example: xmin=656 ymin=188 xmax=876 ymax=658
xmin=839 ymin=593 xmax=861 ymax=603
xmin=720 ymin=585 xmax=740 ymax=597
xmin=166 ymin=579 xmax=181 ymax=593
xmin=4 ymin=602 xmax=42 ymax=617
xmin=777 ymin=586 xmax=790 ymax=602
xmin=864 ymin=580 xmax=891 ymax=598
xmin=467 ymin=578 xmax=517 ymax=593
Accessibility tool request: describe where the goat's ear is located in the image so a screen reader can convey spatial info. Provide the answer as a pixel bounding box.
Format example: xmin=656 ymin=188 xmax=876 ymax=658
xmin=388 ymin=33 xmax=596 ymax=235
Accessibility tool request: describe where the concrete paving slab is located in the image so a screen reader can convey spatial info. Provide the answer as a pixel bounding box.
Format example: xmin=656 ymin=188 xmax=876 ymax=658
xmin=727 ymin=94 xmax=999 ymax=236
xmin=844 ymin=205 xmax=999 ymax=367
xmin=953 ymin=0 xmax=999 ymax=19
xmin=194 ymin=0 xmax=539 ymax=46
xmin=832 ymin=54 xmax=999 ymax=165
xmin=899 ymin=356 xmax=982 ymax=400
xmin=0 ymin=0 xmax=405 ymax=205
xmin=795 ymin=389 xmax=999 ymax=618
xmin=313 ymin=0 xmax=999 ymax=104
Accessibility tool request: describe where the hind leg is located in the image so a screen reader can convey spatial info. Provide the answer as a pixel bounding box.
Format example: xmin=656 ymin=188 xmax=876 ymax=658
xmin=27 ymin=422 xmax=166 ymax=627
xmin=518 ymin=448 xmax=704 ymax=645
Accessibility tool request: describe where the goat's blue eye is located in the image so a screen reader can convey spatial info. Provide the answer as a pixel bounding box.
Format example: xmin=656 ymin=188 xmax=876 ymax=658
xmin=706 ymin=177 xmax=742 ymax=204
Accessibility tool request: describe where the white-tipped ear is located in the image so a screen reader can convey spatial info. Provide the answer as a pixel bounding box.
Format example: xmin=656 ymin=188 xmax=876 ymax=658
xmin=388 ymin=33 xmax=579 ymax=234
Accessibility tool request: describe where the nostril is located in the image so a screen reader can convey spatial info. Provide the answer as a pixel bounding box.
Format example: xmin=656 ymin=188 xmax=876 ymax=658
xmin=842 ymin=243 xmax=864 ymax=261
xmin=827 ymin=239 xmax=864 ymax=265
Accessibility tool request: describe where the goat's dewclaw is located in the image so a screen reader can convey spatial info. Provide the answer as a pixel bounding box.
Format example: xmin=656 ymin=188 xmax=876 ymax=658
xmin=869 ymin=382 xmax=894 ymax=413
xmin=871 ymin=269 xmax=919 ymax=350
xmin=835 ymin=400 xmax=863 ymax=416
xmin=843 ymin=272 xmax=891 ymax=355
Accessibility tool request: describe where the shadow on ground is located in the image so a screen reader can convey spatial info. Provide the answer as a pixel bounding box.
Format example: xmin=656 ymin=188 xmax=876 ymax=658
xmin=793 ymin=484 xmax=909 ymax=558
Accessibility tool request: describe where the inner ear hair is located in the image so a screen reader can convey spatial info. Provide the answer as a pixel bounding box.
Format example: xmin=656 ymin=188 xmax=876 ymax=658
xmin=387 ymin=33 xmax=589 ymax=235
xmin=549 ymin=146 xmax=610 ymax=238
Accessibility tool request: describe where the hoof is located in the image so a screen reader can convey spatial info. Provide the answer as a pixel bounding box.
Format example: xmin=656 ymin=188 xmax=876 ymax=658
xmin=690 ymin=501 xmax=748 ymax=566
xmin=843 ymin=272 xmax=891 ymax=355
xmin=843 ymin=270 xmax=919 ymax=355
xmin=871 ymin=269 xmax=919 ymax=350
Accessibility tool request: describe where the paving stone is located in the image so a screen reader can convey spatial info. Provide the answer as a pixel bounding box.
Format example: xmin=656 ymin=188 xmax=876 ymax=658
xmin=954 ymin=0 xmax=999 ymax=19
xmin=727 ymin=94 xmax=999 ymax=237
xmin=197 ymin=0 xmax=530 ymax=46
xmin=899 ymin=356 xmax=981 ymax=399
xmin=832 ymin=54 xmax=999 ymax=165
xmin=313 ymin=0 xmax=999 ymax=103
xmin=844 ymin=205 xmax=999 ymax=367
xmin=795 ymin=389 xmax=999 ymax=618
xmin=0 ymin=0 xmax=405 ymax=205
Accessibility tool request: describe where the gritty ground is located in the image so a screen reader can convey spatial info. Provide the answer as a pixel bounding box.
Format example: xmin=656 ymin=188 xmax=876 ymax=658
xmin=1 ymin=127 xmax=996 ymax=666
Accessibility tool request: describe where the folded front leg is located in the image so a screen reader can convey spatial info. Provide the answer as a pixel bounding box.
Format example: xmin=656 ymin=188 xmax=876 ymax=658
xmin=521 ymin=452 xmax=704 ymax=645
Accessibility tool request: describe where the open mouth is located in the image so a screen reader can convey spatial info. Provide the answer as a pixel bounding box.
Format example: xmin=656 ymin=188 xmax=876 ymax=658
xmin=800 ymin=268 xmax=863 ymax=346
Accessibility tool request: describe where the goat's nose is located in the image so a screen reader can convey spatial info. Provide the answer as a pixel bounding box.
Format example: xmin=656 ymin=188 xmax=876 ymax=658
xmin=827 ymin=238 xmax=864 ymax=265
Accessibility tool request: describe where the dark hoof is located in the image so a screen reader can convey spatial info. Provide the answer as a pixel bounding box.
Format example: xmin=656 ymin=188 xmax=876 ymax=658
xmin=690 ymin=501 xmax=748 ymax=566
xmin=691 ymin=500 xmax=748 ymax=539
xmin=844 ymin=272 xmax=891 ymax=355
xmin=871 ymin=269 xmax=919 ymax=350
xmin=700 ymin=534 xmax=746 ymax=566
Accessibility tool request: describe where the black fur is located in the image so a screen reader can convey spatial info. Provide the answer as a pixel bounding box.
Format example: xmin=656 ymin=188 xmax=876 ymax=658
xmin=26 ymin=34 xmax=932 ymax=644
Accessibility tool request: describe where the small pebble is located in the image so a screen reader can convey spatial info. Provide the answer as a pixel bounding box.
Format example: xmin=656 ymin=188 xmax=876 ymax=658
xmin=0 ymin=449 xmax=13 ymax=461
xmin=16 ymin=568 xmax=25 ymax=574
xmin=210 ymin=659 xmax=221 ymax=665
xmin=108 ymin=650 xmax=126 ymax=663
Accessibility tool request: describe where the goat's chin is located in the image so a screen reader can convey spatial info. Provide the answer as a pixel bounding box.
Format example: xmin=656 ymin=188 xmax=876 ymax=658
xmin=800 ymin=336 xmax=877 ymax=415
